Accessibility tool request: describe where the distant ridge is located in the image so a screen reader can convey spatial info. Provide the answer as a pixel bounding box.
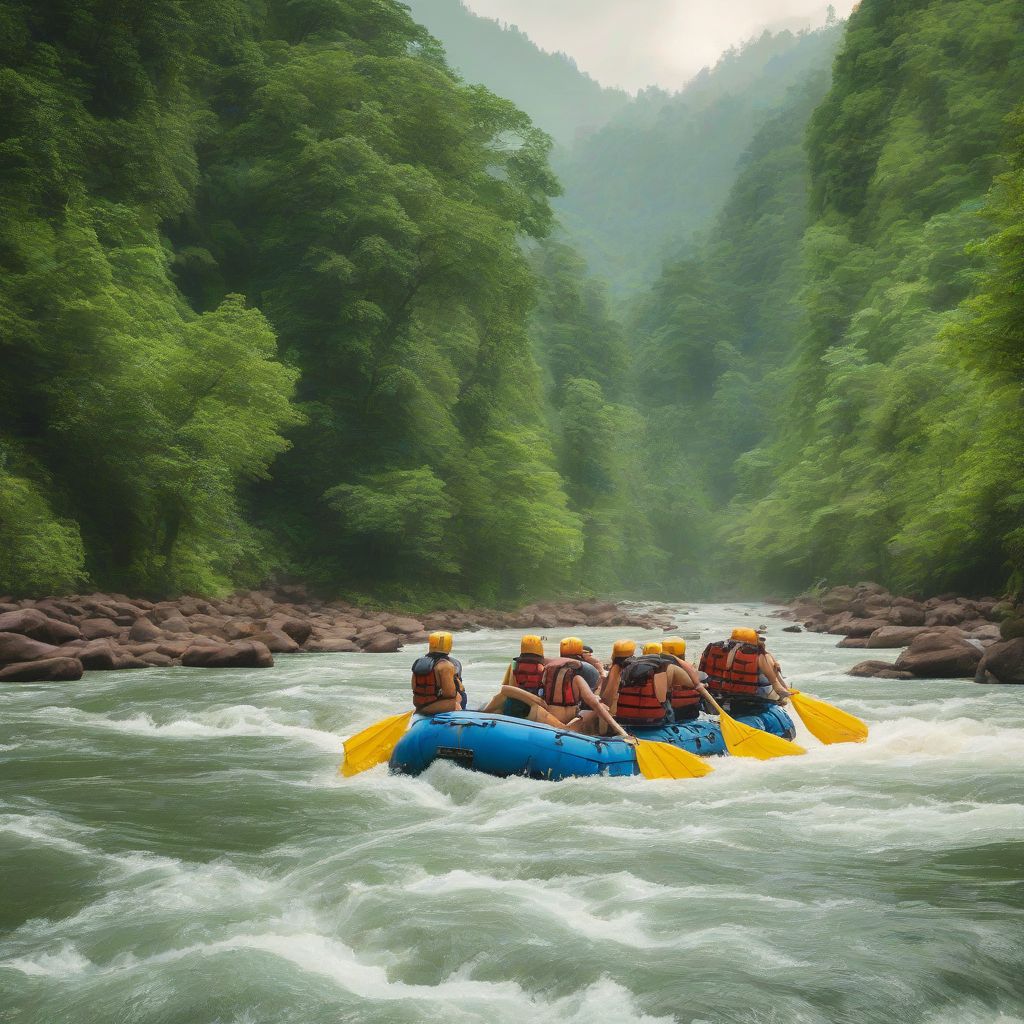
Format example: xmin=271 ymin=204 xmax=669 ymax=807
xmin=403 ymin=0 xmax=630 ymax=145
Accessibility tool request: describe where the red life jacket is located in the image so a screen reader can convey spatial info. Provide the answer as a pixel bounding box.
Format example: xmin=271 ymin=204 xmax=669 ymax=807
xmin=662 ymin=653 xmax=701 ymax=712
xmin=511 ymin=654 xmax=546 ymax=698
xmin=541 ymin=657 xmax=584 ymax=709
xmin=614 ymin=656 xmax=671 ymax=726
xmin=411 ymin=653 xmax=463 ymax=710
xmin=699 ymin=641 xmax=764 ymax=696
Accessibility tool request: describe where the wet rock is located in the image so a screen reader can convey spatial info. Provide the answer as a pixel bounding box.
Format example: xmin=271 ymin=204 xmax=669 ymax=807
xmin=866 ymin=626 xmax=935 ymax=649
xmin=383 ymin=617 xmax=425 ymax=636
xmin=974 ymin=638 xmax=1024 ymax=685
xmin=181 ymin=641 xmax=274 ymax=669
xmin=305 ymin=638 xmax=359 ymax=653
xmin=835 ymin=617 xmax=891 ymax=639
xmin=0 ymin=656 xmax=83 ymax=682
xmin=894 ymin=632 xmax=983 ymax=678
xmin=837 ymin=637 xmax=869 ymax=648
xmin=847 ymin=659 xmax=915 ymax=680
xmin=820 ymin=586 xmax=857 ymax=614
xmin=75 ymin=639 xmax=121 ymax=670
xmin=0 ymin=608 xmax=82 ymax=645
xmin=782 ymin=624 xmax=802 ymax=633
xmin=889 ymin=604 xmax=926 ymax=627
xmin=128 ymin=618 xmax=161 ymax=643
xmin=249 ymin=629 xmax=299 ymax=654
xmin=268 ymin=617 xmax=314 ymax=645
xmin=963 ymin=624 xmax=1001 ymax=643
xmin=158 ymin=615 xmax=191 ymax=634
xmin=363 ymin=633 xmax=403 ymax=653
xmin=924 ymin=602 xmax=966 ymax=627
xmin=999 ymin=617 xmax=1024 ymax=641
xmin=79 ymin=617 xmax=121 ymax=641
xmin=0 ymin=632 xmax=60 ymax=665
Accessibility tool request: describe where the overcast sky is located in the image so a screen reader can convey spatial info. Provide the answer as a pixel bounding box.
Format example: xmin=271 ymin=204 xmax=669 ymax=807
xmin=460 ymin=0 xmax=858 ymax=92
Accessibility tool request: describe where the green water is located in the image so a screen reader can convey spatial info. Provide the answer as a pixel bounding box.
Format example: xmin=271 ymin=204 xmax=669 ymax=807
xmin=2 ymin=604 xmax=1022 ymax=1024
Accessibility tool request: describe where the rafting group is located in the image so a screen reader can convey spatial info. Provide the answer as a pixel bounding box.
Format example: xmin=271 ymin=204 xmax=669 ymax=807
xmin=409 ymin=627 xmax=792 ymax=746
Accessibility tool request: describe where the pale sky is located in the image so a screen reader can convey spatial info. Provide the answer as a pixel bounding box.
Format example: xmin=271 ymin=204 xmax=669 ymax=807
xmin=461 ymin=0 xmax=858 ymax=92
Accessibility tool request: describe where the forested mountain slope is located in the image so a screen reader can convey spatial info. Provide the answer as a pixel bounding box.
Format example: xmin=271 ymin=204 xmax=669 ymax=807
xmin=0 ymin=0 xmax=590 ymax=601
xmin=403 ymin=0 xmax=629 ymax=145
xmin=707 ymin=0 xmax=1024 ymax=595
xmin=554 ymin=25 xmax=843 ymax=295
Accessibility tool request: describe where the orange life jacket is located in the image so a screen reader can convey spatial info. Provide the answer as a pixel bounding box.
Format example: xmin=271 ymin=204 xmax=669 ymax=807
xmin=662 ymin=653 xmax=701 ymax=712
xmin=699 ymin=641 xmax=764 ymax=697
xmin=511 ymin=654 xmax=546 ymax=698
xmin=541 ymin=657 xmax=584 ymax=709
xmin=614 ymin=656 xmax=672 ymax=726
xmin=411 ymin=653 xmax=464 ymax=710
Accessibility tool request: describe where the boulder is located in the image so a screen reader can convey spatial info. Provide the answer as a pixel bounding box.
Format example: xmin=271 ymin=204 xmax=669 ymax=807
xmin=835 ymin=617 xmax=890 ymax=639
xmin=837 ymin=637 xmax=869 ymax=648
xmin=0 ymin=657 xmax=83 ymax=682
xmin=847 ymin=659 xmax=915 ymax=680
xmin=963 ymin=624 xmax=1001 ymax=643
xmin=305 ymin=638 xmax=359 ymax=653
xmin=221 ymin=620 xmax=262 ymax=641
xmin=128 ymin=618 xmax=162 ymax=642
xmin=889 ymin=604 xmax=926 ymax=627
xmin=0 ymin=632 xmax=60 ymax=665
xmin=112 ymin=654 xmax=152 ymax=670
xmin=362 ymin=633 xmax=403 ymax=653
xmin=0 ymin=608 xmax=82 ymax=645
xmin=866 ymin=626 xmax=934 ymax=649
xmin=974 ymin=638 xmax=1024 ymax=685
xmin=999 ymin=617 xmax=1024 ymax=641
xmin=894 ymin=632 xmax=983 ymax=678
xmin=820 ymin=586 xmax=857 ymax=614
xmin=79 ymin=617 xmax=121 ymax=640
xmin=181 ymin=641 xmax=274 ymax=669
xmin=924 ymin=602 xmax=967 ymax=627
xmin=782 ymin=624 xmax=803 ymax=633
xmin=268 ymin=616 xmax=314 ymax=645
xmin=249 ymin=629 xmax=299 ymax=654
xmin=76 ymin=639 xmax=121 ymax=671
xmin=158 ymin=615 xmax=191 ymax=634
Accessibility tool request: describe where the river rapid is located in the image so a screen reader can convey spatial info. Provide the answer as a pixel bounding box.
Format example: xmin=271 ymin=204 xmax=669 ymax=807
xmin=2 ymin=603 xmax=1022 ymax=1024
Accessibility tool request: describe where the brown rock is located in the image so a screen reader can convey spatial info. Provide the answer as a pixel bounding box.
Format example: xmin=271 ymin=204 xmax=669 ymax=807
xmin=924 ymin=602 xmax=967 ymax=627
xmin=138 ymin=652 xmax=176 ymax=667
xmin=383 ymin=616 xmax=425 ymax=636
xmin=834 ymin=618 xmax=890 ymax=639
xmin=76 ymin=639 xmax=121 ymax=670
xmin=974 ymin=638 xmax=1024 ymax=685
xmin=249 ymin=629 xmax=299 ymax=654
xmin=181 ymin=641 xmax=274 ymax=669
xmin=156 ymin=641 xmax=192 ymax=659
xmin=0 ymin=632 xmax=60 ymax=665
xmin=112 ymin=655 xmax=152 ymax=670
xmin=837 ymin=637 xmax=869 ymax=648
xmin=362 ymin=634 xmax=403 ymax=653
xmin=866 ymin=626 xmax=935 ymax=649
xmin=847 ymin=660 xmax=915 ymax=680
xmin=221 ymin=620 xmax=262 ymax=641
xmin=158 ymin=615 xmax=191 ymax=634
xmin=305 ymin=638 xmax=360 ymax=653
xmin=31 ymin=601 xmax=75 ymax=624
xmin=894 ymin=632 xmax=983 ymax=678
xmin=820 ymin=586 xmax=857 ymax=614
xmin=128 ymin=618 xmax=161 ymax=642
xmin=889 ymin=604 xmax=926 ymax=626
xmin=0 ymin=657 xmax=83 ymax=682
xmin=963 ymin=624 xmax=1001 ymax=643
xmin=268 ymin=616 xmax=314 ymax=645
xmin=80 ymin=617 xmax=121 ymax=640
xmin=782 ymin=625 xmax=803 ymax=633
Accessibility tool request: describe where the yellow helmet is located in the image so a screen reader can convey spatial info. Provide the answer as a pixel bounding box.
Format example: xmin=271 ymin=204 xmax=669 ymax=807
xmin=730 ymin=627 xmax=760 ymax=645
xmin=612 ymin=639 xmax=636 ymax=660
xmin=663 ymin=636 xmax=686 ymax=657
xmin=520 ymin=634 xmax=544 ymax=657
xmin=560 ymin=636 xmax=584 ymax=657
xmin=642 ymin=642 xmax=663 ymax=656
xmin=428 ymin=630 xmax=453 ymax=654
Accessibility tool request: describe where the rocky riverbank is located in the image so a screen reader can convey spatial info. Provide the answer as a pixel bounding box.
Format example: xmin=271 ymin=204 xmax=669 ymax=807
xmin=782 ymin=583 xmax=1024 ymax=684
xmin=0 ymin=590 xmax=680 ymax=682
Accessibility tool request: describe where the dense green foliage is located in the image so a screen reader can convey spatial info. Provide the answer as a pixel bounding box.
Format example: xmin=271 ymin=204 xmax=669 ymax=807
xmin=634 ymin=0 xmax=1024 ymax=597
xmin=403 ymin=0 xmax=629 ymax=146
xmin=553 ymin=27 xmax=843 ymax=295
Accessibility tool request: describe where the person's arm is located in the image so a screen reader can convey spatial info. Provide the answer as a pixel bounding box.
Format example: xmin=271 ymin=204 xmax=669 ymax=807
xmin=680 ymin=661 xmax=702 ymax=689
xmin=436 ymin=660 xmax=458 ymax=699
xmin=759 ymin=654 xmax=791 ymax=699
xmin=577 ymin=680 xmax=637 ymax=744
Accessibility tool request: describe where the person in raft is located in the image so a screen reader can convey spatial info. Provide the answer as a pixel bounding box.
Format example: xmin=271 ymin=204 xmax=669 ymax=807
xmin=410 ymin=631 xmax=467 ymax=715
xmin=479 ymin=634 xmax=552 ymax=721
xmin=698 ymin=627 xmax=792 ymax=714
xmin=660 ymin=636 xmax=704 ymax=723
xmin=602 ymin=641 xmax=674 ymax=730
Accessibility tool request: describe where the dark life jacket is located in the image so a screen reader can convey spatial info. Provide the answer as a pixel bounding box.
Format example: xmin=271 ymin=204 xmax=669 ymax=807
xmin=614 ymin=655 xmax=672 ymax=726
xmin=699 ymin=641 xmax=764 ymax=697
xmin=541 ymin=657 xmax=586 ymax=709
xmin=661 ymin=652 xmax=701 ymax=712
xmin=411 ymin=652 xmax=464 ymax=710
xmin=511 ymin=654 xmax=546 ymax=698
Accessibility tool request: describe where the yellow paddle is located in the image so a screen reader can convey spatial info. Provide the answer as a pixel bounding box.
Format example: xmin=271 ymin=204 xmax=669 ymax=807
xmin=634 ymin=738 xmax=714 ymax=779
xmin=340 ymin=710 xmax=413 ymax=777
xmin=787 ymin=689 xmax=868 ymax=744
xmin=696 ymin=684 xmax=806 ymax=760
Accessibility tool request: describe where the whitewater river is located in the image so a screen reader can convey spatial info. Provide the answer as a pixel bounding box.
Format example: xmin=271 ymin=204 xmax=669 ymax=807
xmin=2 ymin=603 xmax=1022 ymax=1024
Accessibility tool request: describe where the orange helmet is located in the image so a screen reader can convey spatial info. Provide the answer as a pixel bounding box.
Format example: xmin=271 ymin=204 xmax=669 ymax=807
xmin=730 ymin=627 xmax=760 ymax=645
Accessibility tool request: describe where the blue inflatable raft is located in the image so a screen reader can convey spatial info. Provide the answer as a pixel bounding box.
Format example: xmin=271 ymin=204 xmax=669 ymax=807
xmin=389 ymin=706 xmax=796 ymax=781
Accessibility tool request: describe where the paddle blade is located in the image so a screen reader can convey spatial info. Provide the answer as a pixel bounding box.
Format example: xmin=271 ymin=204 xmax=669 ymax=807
xmin=635 ymin=740 xmax=714 ymax=779
xmin=341 ymin=711 xmax=414 ymax=777
xmin=719 ymin=714 xmax=806 ymax=760
xmin=790 ymin=691 xmax=868 ymax=745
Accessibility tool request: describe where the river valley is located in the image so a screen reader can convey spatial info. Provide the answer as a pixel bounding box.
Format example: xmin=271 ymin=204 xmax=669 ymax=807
xmin=2 ymin=603 xmax=1022 ymax=1024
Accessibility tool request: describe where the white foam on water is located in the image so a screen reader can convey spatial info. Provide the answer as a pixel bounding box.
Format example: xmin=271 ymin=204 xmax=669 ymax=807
xmin=0 ymin=742 xmax=22 ymax=751
xmin=40 ymin=704 xmax=343 ymax=753
xmin=2 ymin=942 xmax=93 ymax=978
xmin=0 ymin=811 xmax=101 ymax=856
